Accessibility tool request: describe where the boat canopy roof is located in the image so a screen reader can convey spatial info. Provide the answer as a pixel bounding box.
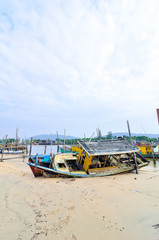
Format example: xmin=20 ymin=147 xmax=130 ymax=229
xmin=136 ymin=141 xmax=159 ymax=147
xmin=77 ymin=139 xmax=138 ymax=156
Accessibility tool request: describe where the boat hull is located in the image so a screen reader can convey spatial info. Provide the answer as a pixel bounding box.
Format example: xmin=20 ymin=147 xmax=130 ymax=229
xmin=59 ymin=147 xmax=72 ymax=153
xmin=27 ymin=162 xmax=149 ymax=178
xmin=2 ymin=151 xmax=24 ymax=154
xmin=29 ymin=164 xmax=45 ymax=177
xmin=139 ymin=153 xmax=159 ymax=158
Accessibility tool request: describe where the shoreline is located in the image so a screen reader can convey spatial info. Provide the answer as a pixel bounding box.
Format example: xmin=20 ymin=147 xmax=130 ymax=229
xmin=0 ymin=159 xmax=159 ymax=239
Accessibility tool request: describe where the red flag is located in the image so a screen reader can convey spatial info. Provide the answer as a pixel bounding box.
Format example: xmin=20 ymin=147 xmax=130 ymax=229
xmin=157 ymin=109 xmax=159 ymax=124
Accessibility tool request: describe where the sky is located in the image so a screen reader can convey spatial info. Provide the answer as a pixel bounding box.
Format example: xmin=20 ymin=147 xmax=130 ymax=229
xmin=0 ymin=0 xmax=159 ymax=139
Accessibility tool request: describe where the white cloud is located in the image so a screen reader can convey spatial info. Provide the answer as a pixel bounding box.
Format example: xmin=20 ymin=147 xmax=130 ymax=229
xmin=0 ymin=0 xmax=159 ymax=137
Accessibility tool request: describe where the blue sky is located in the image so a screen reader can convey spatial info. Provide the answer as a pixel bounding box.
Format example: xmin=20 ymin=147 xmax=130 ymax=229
xmin=0 ymin=0 xmax=159 ymax=139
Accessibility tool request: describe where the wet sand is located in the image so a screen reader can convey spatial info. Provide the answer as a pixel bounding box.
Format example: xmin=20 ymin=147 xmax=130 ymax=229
xmin=0 ymin=158 xmax=159 ymax=240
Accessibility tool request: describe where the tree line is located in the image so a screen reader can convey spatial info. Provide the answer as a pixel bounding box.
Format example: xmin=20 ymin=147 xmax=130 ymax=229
xmin=0 ymin=132 xmax=158 ymax=145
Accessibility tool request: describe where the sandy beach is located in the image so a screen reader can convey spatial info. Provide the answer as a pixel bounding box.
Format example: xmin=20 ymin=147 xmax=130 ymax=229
xmin=0 ymin=158 xmax=159 ymax=240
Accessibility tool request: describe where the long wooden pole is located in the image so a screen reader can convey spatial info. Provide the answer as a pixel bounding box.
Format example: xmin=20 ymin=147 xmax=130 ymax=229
xmin=127 ymin=120 xmax=138 ymax=174
xmin=16 ymin=128 xmax=19 ymax=149
xmin=64 ymin=129 xmax=66 ymax=153
xmin=56 ymin=131 xmax=59 ymax=153
xmin=51 ymin=133 xmax=53 ymax=154
xmin=44 ymin=145 xmax=47 ymax=155
xmin=150 ymin=143 xmax=156 ymax=165
xmin=84 ymin=134 xmax=86 ymax=142
xmin=89 ymin=132 xmax=95 ymax=142
xmin=25 ymin=136 xmax=28 ymax=154
xmin=29 ymin=137 xmax=33 ymax=156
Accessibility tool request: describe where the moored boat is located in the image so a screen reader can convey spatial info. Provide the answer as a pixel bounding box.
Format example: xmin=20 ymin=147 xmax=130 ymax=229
xmin=0 ymin=142 xmax=27 ymax=155
xmin=59 ymin=146 xmax=72 ymax=153
xmin=136 ymin=141 xmax=159 ymax=158
xmin=1 ymin=150 xmax=24 ymax=154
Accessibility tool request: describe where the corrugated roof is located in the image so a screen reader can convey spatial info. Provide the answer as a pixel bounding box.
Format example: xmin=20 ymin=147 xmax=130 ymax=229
xmin=78 ymin=139 xmax=138 ymax=156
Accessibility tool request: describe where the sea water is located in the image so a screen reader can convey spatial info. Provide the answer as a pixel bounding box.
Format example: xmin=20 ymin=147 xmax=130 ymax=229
xmin=29 ymin=145 xmax=59 ymax=155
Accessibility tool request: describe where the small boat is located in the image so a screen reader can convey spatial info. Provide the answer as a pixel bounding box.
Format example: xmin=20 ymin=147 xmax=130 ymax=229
xmin=0 ymin=143 xmax=27 ymax=155
xmin=27 ymin=139 xmax=149 ymax=178
xmin=0 ymin=149 xmax=25 ymax=154
xmin=59 ymin=146 xmax=72 ymax=153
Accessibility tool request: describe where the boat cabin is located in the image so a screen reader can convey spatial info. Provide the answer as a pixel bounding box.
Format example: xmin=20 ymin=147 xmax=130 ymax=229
xmin=72 ymin=139 xmax=146 ymax=173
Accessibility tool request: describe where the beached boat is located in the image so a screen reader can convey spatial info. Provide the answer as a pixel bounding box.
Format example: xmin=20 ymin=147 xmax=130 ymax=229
xmin=27 ymin=139 xmax=149 ymax=178
xmin=28 ymin=154 xmax=53 ymax=176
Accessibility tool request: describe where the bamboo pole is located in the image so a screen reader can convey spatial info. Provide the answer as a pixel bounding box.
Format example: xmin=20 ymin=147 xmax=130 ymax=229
xmin=25 ymin=136 xmax=28 ymax=154
xmin=51 ymin=133 xmax=53 ymax=154
xmin=44 ymin=145 xmax=47 ymax=155
xmin=56 ymin=131 xmax=59 ymax=153
xmin=29 ymin=137 xmax=33 ymax=156
xmin=89 ymin=132 xmax=95 ymax=142
xmin=15 ymin=128 xmax=19 ymax=149
xmin=64 ymin=129 xmax=66 ymax=153
xmin=150 ymin=143 xmax=156 ymax=165
xmin=84 ymin=134 xmax=86 ymax=142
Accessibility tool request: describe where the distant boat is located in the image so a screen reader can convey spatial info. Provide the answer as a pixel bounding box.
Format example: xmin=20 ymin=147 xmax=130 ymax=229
xmin=59 ymin=146 xmax=72 ymax=153
xmin=0 ymin=147 xmax=26 ymax=154
xmin=136 ymin=141 xmax=159 ymax=158
xmin=27 ymin=139 xmax=149 ymax=178
xmin=0 ymin=142 xmax=27 ymax=155
xmin=3 ymin=150 xmax=24 ymax=154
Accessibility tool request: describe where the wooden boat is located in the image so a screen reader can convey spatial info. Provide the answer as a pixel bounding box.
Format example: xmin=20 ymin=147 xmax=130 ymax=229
xmin=2 ymin=150 xmax=24 ymax=154
xmin=28 ymin=154 xmax=53 ymax=176
xmin=136 ymin=141 xmax=159 ymax=158
xmin=59 ymin=146 xmax=72 ymax=153
xmin=27 ymin=139 xmax=149 ymax=178
xmin=0 ymin=148 xmax=26 ymax=154
xmin=0 ymin=142 xmax=27 ymax=155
